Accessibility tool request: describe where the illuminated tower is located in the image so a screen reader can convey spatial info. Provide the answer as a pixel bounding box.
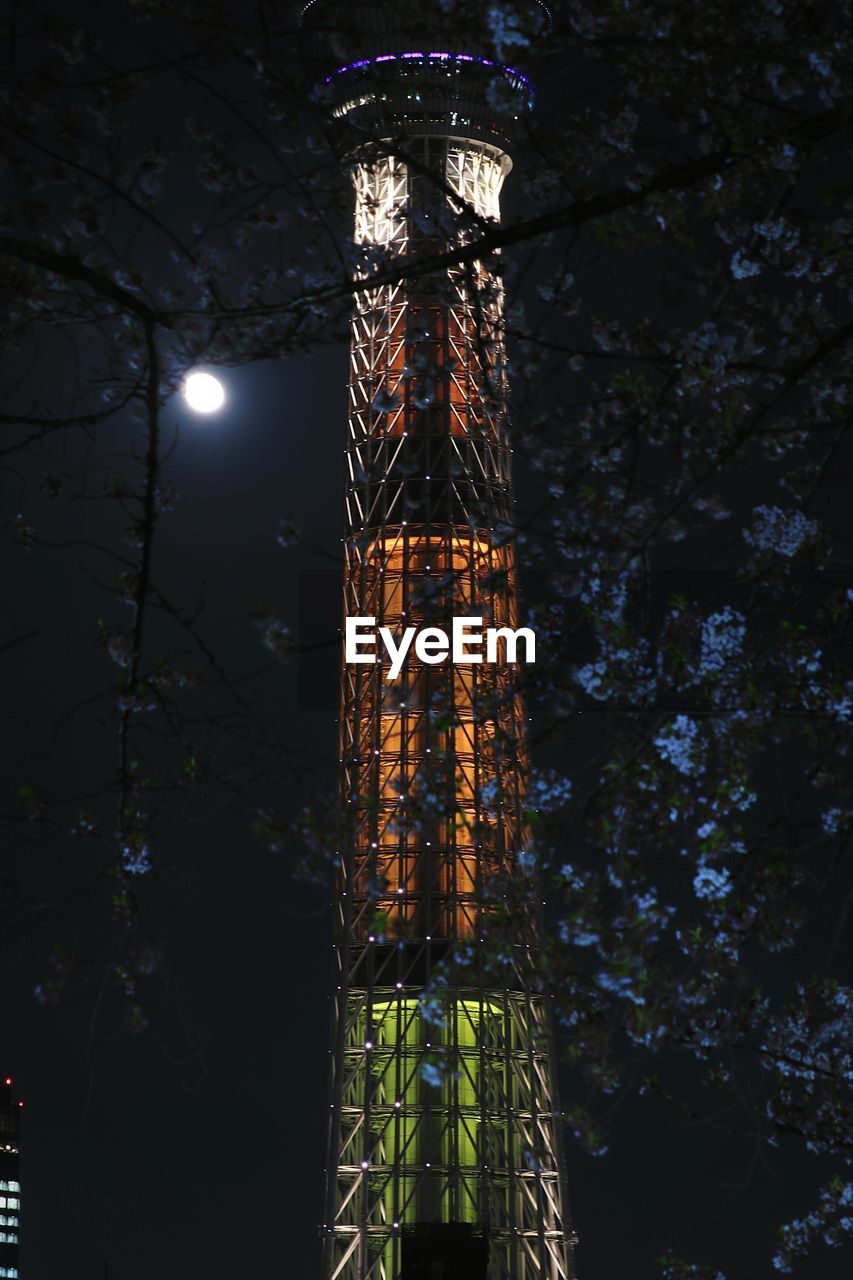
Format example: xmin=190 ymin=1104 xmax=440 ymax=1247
xmin=0 ymin=1078 xmax=21 ymax=1279
xmin=301 ymin=4 xmax=575 ymax=1277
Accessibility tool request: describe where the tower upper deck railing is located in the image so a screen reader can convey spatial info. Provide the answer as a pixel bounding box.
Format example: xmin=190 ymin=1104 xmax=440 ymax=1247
xmin=300 ymin=0 xmax=550 ymax=149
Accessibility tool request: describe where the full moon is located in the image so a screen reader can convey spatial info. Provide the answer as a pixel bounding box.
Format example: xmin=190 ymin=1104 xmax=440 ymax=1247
xmin=182 ymin=370 xmax=225 ymax=413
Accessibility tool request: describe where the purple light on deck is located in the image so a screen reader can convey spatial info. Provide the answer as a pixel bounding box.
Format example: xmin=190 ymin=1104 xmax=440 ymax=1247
xmin=323 ymin=52 xmax=533 ymax=96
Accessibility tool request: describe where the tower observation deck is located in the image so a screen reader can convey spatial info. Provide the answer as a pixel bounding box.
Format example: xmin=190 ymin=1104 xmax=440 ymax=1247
xmin=301 ymin=4 xmax=576 ymax=1277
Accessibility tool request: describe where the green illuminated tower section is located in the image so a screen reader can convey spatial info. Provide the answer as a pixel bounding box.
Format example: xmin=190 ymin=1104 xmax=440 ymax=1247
xmin=301 ymin=4 xmax=576 ymax=1277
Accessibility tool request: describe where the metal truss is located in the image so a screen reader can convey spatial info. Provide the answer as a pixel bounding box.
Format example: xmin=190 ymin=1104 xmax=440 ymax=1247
xmin=324 ymin=133 xmax=576 ymax=1280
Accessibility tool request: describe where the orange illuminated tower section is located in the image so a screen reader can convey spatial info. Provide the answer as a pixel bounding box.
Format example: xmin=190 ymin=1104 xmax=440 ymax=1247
xmin=301 ymin=4 xmax=576 ymax=1278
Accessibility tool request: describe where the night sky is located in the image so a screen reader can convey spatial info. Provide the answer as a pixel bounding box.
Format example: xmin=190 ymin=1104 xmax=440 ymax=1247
xmin=1 ymin=4 xmax=849 ymax=1279
xmin=5 ymin=344 xmax=847 ymax=1280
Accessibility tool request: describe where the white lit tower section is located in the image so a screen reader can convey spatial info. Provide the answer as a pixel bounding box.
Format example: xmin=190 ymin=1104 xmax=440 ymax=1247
xmin=301 ymin=4 xmax=575 ymax=1278
xmin=0 ymin=1078 xmax=21 ymax=1279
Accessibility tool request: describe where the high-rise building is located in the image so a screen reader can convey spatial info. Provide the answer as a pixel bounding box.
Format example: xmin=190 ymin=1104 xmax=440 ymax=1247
xmin=301 ymin=4 xmax=576 ymax=1277
xmin=0 ymin=1078 xmax=22 ymax=1280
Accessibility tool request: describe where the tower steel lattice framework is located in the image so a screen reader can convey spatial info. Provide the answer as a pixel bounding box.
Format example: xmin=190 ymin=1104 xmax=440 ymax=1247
xmin=301 ymin=5 xmax=576 ymax=1278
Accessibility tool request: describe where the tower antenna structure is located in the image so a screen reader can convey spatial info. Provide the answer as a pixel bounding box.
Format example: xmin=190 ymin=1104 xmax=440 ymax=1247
xmin=301 ymin=5 xmax=576 ymax=1276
